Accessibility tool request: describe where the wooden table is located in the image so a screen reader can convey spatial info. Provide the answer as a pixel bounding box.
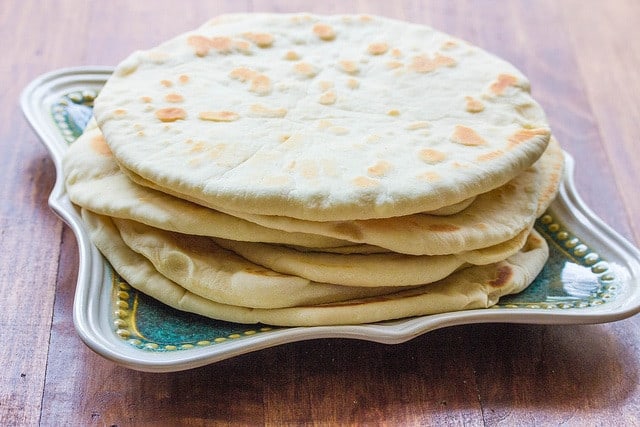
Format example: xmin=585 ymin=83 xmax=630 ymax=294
xmin=3 ymin=1 xmax=640 ymax=424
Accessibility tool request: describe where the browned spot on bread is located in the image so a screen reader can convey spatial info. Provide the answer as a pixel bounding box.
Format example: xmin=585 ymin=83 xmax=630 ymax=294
xmin=391 ymin=48 xmax=402 ymax=58
xmin=346 ymin=78 xmax=359 ymax=89
xmin=164 ymin=93 xmax=184 ymax=103
xmin=465 ymin=96 xmax=485 ymax=113
xmin=339 ymin=60 xmax=359 ymax=74
xmin=328 ymin=126 xmax=349 ymax=135
xmin=366 ymin=134 xmax=382 ymax=143
xmin=490 ymin=74 xmax=518 ymax=95
xmin=441 ymin=40 xmax=458 ymax=50
xmin=229 ymin=66 xmax=259 ymax=82
xmin=230 ymin=67 xmax=272 ymax=95
xmin=319 ymin=80 xmax=334 ymax=91
xmin=387 ymin=109 xmax=400 ymax=117
xmin=189 ymin=141 xmax=206 ymax=153
xmin=367 ymin=42 xmax=389 ymax=55
xmin=140 ymin=96 xmax=153 ymax=103
xmin=313 ymin=23 xmax=336 ymax=41
xmin=293 ymin=61 xmax=317 ymax=78
xmin=90 ymin=134 xmax=112 ymax=156
xmin=284 ymin=50 xmax=300 ymax=60
xmin=243 ymin=32 xmax=274 ymax=48
xmin=210 ymin=36 xmax=233 ymax=53
xmin=419 ymin=148 xmax=446 ymax=164
xmin=114 ymin=109 xmax=127 ymax=116
xmin=250 ymin=74 xmax=272 ymax=95
xmin=187 ymin=35 xmax=212 ymax=56
xmin=155 ymin=108 xmax=186 ymax=122
xmin=300 ymin=160 xmax=319 ymax=179
xmin=178 ymin=74 xmax=190 ymax=84
xmin=187 ymin=35 xmax=234 ymax=56
xmin=409 ymin=53 xmax=456 ymax=73
xmin=427 ymin=223 xmax=460 ymax=232
xmin=333 ymin=222 xmax=364 ymax=240
xmin=523 ymin=234 xmax=542 ymax=252
xmin=208 ymin=143 xmax=227 ymax=159
xmin=508 ymin=128 xmax=550 ymax=148
xmin=233 ymin=40 xmax=252 ymax=54
xmin=317 ymin=120 xmax=333 ymax=129
xmin=360 ymin=15 xmax=373 ymax=22
xmin=418 ymin=171 xmax=441 ymax=182
xmin=367 ymin=160 xmax=392 ymax=177
xmin=489 ymin=265 xmax=513 ymax=288
xmin=199 ymin=111 xmax=240 ymax=122
xmin=318 ymin=91 xmax=337 ymax=105
xmin=451 ymin=125 xmax=486 ymax=146
xmin=477 ymin=150 xmax=504 ymax=162
xmin=320 ymin=159 xmax=339 ymax=177
xmin=353 ymin=176 xmax=379 ymax=188
xmin=537 ymin=172 xmax=561 ymax=210
xmin=160 ymin=79 xmax=173 ymax=88
xmin=406 ymin=121 xmax=429 ymax=130
xmin=250 ymin=104 xmax=287 ymax=118
xmin=386 ymin=61 xmax=403 ymax=69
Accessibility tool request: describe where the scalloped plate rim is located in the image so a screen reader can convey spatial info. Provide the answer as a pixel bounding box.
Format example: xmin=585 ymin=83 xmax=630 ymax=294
xmin=21 ymin=66 xmax=640 ymax=372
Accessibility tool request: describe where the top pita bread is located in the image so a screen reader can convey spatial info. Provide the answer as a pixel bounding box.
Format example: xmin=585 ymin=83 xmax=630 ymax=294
xmin=94 ymin=13 xmax=551 ymax=221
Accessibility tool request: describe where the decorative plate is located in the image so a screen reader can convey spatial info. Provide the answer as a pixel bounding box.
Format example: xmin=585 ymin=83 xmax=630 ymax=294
xmin=21 ymin=67 xmax=640 ymax=372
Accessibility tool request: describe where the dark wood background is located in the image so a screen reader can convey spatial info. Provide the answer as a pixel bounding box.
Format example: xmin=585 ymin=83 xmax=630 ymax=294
xmin=3 ymin=0 xmax=640 ymax=424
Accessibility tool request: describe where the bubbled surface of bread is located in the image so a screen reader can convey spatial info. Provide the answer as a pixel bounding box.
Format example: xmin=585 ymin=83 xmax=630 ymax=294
xmin=94 ymin=13 xmax=551 ymax=221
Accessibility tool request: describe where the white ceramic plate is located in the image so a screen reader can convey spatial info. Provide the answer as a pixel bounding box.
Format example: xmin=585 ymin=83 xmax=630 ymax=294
xmin=21 ymin=67 xmax=640 ymax=372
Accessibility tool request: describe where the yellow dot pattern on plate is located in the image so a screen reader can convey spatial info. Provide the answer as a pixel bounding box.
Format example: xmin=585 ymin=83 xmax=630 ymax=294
xmin=105 ymin=263 xmax=282 ymax=352
xmin=495 ymin=211 xmax=618 ymax=310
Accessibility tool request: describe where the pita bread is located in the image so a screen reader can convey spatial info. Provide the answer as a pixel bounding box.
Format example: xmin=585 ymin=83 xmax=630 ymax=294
xmin=112 ymin=215 xmax=459 ymax=289
xmin=65 ymin=121 xmax=562 ymax=256
xmin=94 ymin=13 xmax=551 ymax=221
xmin=119 ymin=141 xmax=560 ymax=256
xmin=66 ymin=13 xmax=561 ymax=327
xmin=211 ymin=138 xmax=562 ymax=255
xmin=64 ymin=121 xmax=349 ymax=248
xmin=98 ymin=212 xmax=411 ymax=308
xmin=82 ymin=208 xmax=548 ymax=326
xmin=535 ymin=137 xmax=564 ymax=216
xmin=63 ymin=121 xmax=480 ymax=253
xmin=211 ymin=226 xmax=532 ymax=287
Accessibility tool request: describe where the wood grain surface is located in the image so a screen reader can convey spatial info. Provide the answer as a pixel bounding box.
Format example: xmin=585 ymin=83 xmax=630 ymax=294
xmin=2 ymin=0 xmax=640 ymax=425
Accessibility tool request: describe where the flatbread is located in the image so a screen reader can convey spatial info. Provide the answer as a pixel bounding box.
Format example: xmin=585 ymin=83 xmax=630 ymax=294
xmin=82 ymin=208 xmax=548 ymax=326
xmin=90 ymin=211 xmax=410 ymax=308
xmin=64 ymin=121 xmax=349 ymax=248
xmin=94 ymin=13 xmax=551 ymax=221
xmin=63 ymin=121 xmax=479 ymax=253
xmin=113 ymin=215 xmax=462 ymax=289
xmin=120 ymin=142 xmax=554 ymax=256
xmin=65 ymin=121 xmax=562 ymax=256
xmin=203 ymin=138 xmax=562 ymax=256
xmin=211 ymin=226 xmax=532 ymax=287
xmin=535 ymin=137 xmax=564 ymax=216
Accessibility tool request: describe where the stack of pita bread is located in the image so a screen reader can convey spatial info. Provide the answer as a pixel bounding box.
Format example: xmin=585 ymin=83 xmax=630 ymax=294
xmin=63 ymin=13 xmax=564 ymax=326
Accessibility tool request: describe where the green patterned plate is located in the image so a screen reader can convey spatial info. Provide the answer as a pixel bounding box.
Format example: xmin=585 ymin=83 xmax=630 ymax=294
xmin=21 ymin=67 xmax=640 ymax=372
